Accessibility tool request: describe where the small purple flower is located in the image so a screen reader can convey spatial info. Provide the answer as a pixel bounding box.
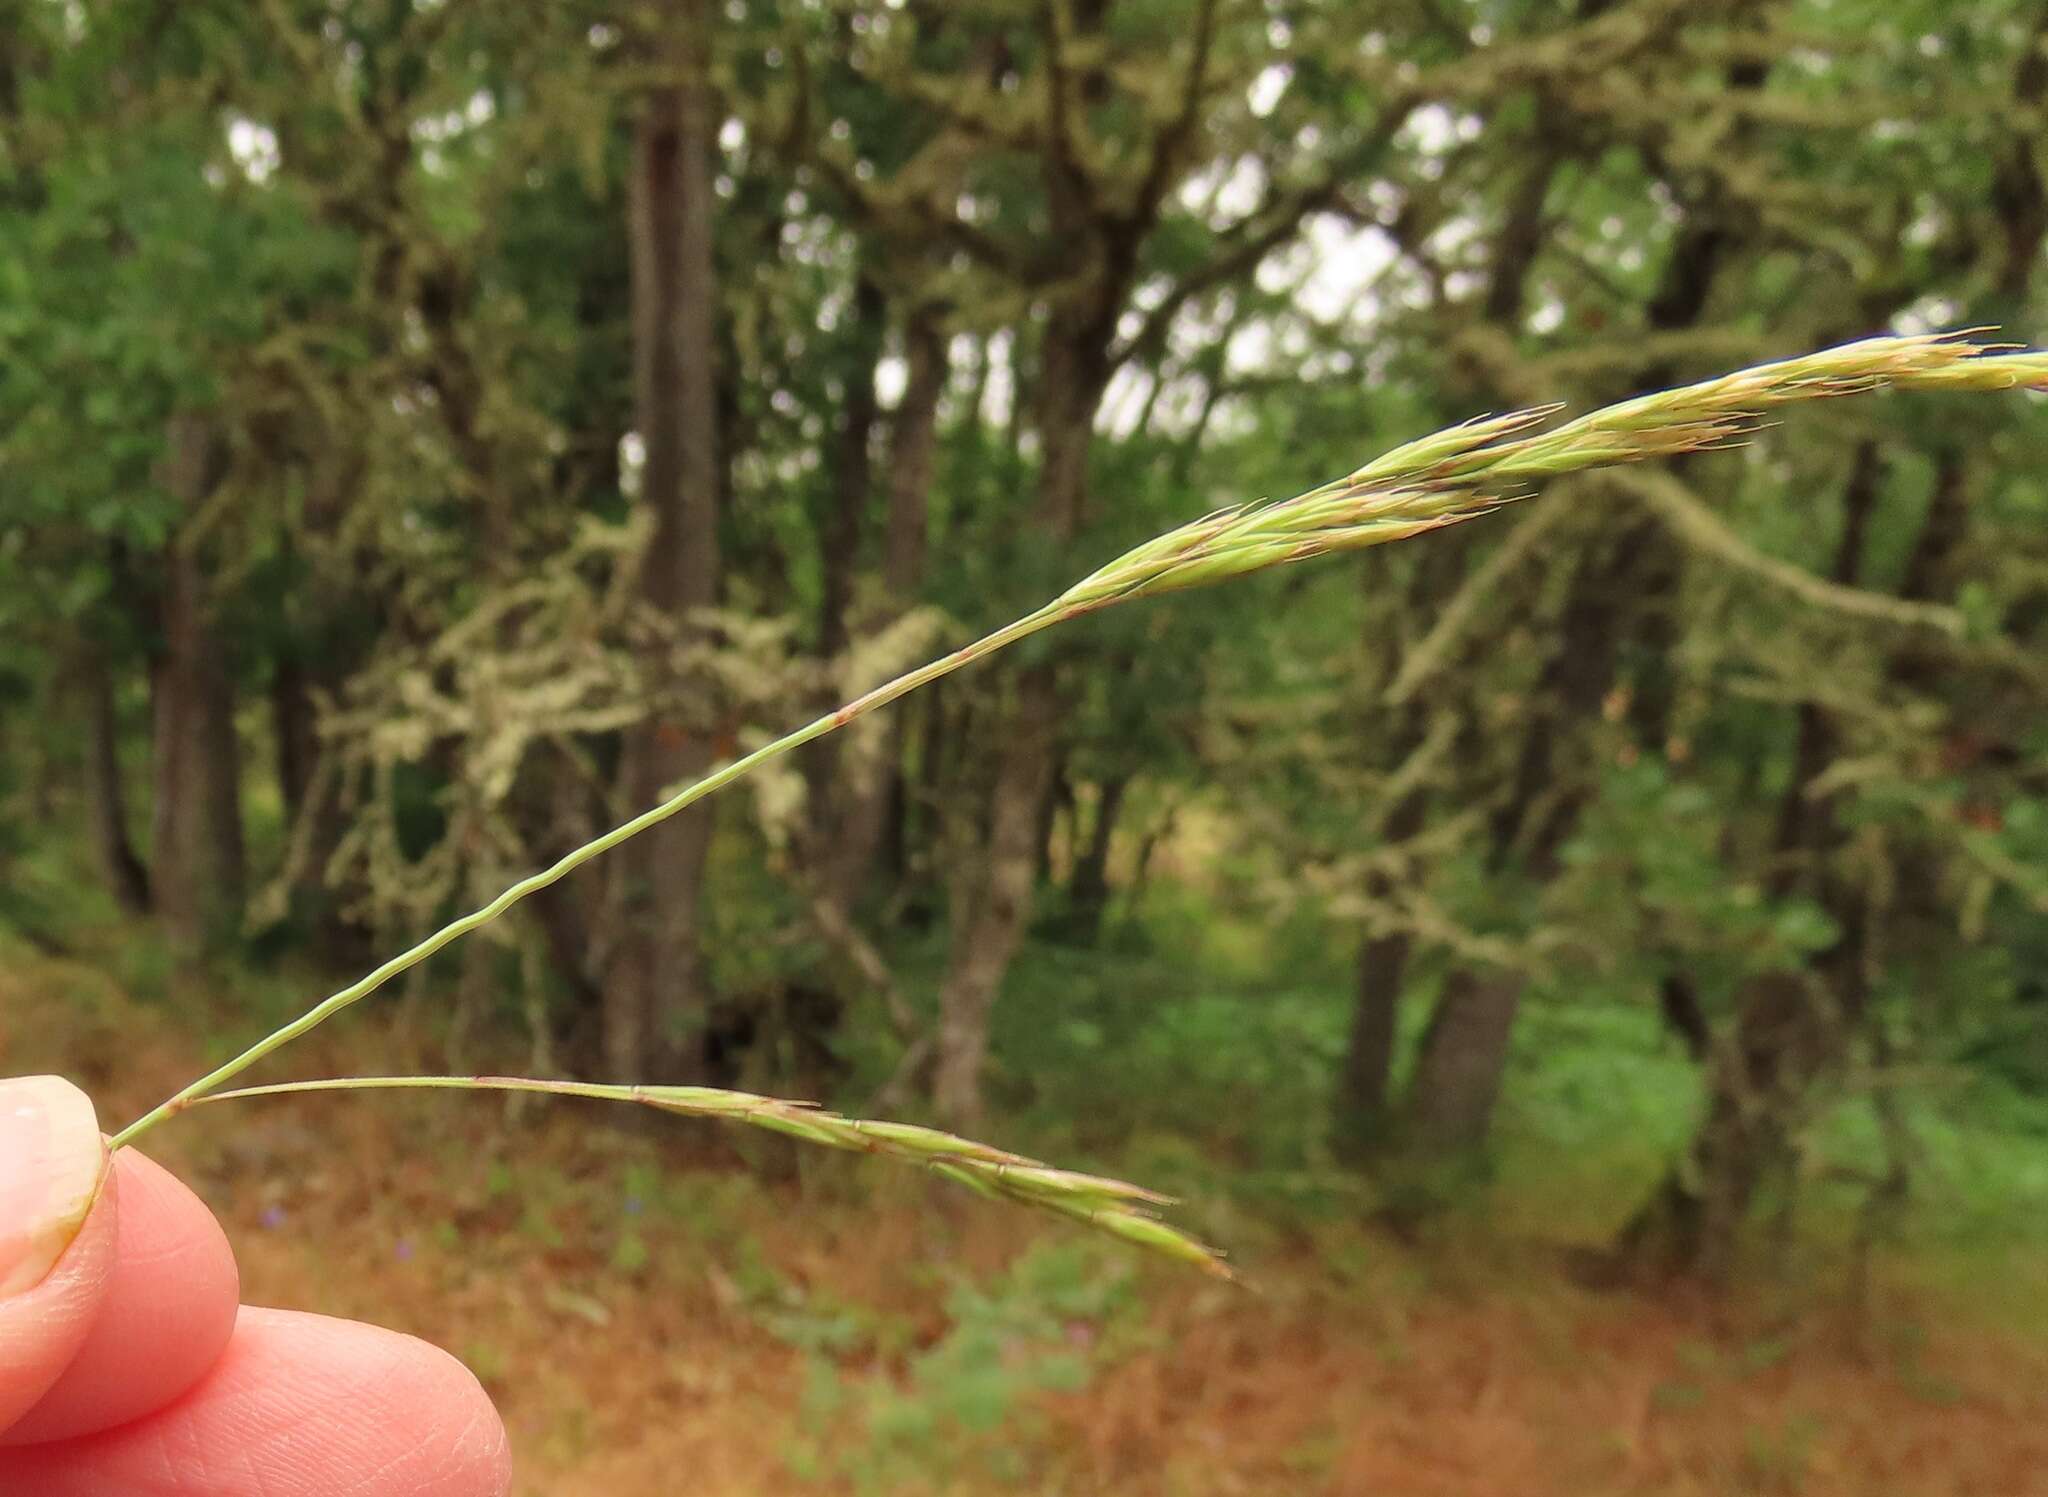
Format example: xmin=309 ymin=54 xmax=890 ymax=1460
xmin=259 ymin=1205 xmax=287 ymax=1231
xmin=623 ymin=1195 xmax=646 ymax=1217
xmin=394 ymin=1238 xmax=415 ymax=1263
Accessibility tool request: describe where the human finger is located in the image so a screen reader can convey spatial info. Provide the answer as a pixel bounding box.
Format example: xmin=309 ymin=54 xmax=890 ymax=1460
xmin=0 ymin=1306 xmax=513 ymax=1496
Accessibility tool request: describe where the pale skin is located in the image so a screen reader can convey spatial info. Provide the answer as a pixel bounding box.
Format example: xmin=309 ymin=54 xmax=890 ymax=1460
xmin=0 ymin=1075 xmax=512 ymax=1496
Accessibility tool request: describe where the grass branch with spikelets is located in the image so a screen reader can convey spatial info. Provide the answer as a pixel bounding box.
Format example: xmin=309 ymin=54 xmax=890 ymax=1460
xmin=171 ymin=1076 xmax=1225 ymax=1274
xmin=109 ymin=332 xmax=2048 ymax=1272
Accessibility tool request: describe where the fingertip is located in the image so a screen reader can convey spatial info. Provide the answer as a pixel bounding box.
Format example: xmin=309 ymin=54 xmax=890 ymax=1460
xmin=0 ymin=1078 xmax=105 ymax=1300
xmin=0 ymin=1308 xmax=511 ymax=1496
xmin=298 ymin=1312 xmax=510 ymax=1497
xmin=1 ymin=1148 xmax=240 ymax=1444
xmin=0 ymin=1079 xmax=116 ymax=1435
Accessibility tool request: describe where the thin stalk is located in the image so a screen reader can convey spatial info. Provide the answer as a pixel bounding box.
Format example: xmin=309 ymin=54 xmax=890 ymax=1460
xmin=108 ymin=604 xmax=1064 ymax=1151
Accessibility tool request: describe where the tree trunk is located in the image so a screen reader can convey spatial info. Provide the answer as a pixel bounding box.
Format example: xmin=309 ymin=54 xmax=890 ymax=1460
xmin=1614 ymin=1075 xmax=1775 ymax=1283
xmin=79 ymin=643 xmax=150 ymax=915
xmin=1619 ymin=963 xmax=1855 ymax=1281
xmin=1032 ymin=753 xmax=1067 ymax=884
xmin=269 ymin=644 xmax=362 ymax=963
xmin=271 ymin=651 xmax=316 ymax=829
xmin=825 ymin=306 xmax=947 ymax=913
xmin=1404 ymin=970 xmax=1523 ymax=1151
xmin=150 ymin=415 xmax=245 ymax=948
xmin=1066 ymin=770 xmax=1128 ymax=945
xmin=606 ymin=35 xmax=722 ymax=1082
xmin=883 ymin=312 xmax=944 ymax=603
xmin=1334 ymin=689 xmax=1437 ymax=1155
xmin=931 ymin=309 xmax=1106 ymax=1123
xmin=1333 ymin=931 xmax=1409 ymax=1153
xmin=932 ymin=680 xmax=1057 ymax=1123
xmin=926 ymin=0 xmax=1165 ymax=1117
xmin=816 ymin=277 xmax=884 ymax=665
xmin=800 ymin=277 xmax=884 ymax=842
xmin=1400 ymin=507 xmax=1651 ymax=1147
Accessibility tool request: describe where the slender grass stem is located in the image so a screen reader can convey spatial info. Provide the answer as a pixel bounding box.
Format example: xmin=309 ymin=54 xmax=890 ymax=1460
xmin=108 ymin=604 xmax=1065 ymax=1152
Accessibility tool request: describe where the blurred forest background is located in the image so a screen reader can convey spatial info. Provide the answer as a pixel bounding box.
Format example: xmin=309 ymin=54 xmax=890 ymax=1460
xmin=4 ymin=0 xmax=2048 ymax=1492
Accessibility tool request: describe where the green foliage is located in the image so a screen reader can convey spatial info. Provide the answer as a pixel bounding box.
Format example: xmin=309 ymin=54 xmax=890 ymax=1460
xmin=1560 ymin=758 xmax=1842 ymax=1003
xmin=784 ymin=1241 xmax=1139 ymax=1494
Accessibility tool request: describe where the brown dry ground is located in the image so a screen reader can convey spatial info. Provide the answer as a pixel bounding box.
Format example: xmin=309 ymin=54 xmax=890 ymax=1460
xmin=6 ymin=946 xmax=2045 ymax=1497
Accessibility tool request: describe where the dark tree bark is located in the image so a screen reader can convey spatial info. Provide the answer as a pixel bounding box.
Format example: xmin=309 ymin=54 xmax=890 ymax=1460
xmin=1400 ymin=518 xmax=1650 ymax=1145
xmin=920 ymin=0 xmax=1227 ymax=1121
xmin=1989 ymin=11 xmax=2048 ymax=306
xmin=1405 ymin=971 xmax=1524 ymax=1152
xmin=817 ymin=277 xmax=885 ymax=665
xmin=268 ymin=637 xmax=363 ymax=964
xmin=1333 ymin=558 xmax=1460 ymax=1155
xmin=1332 ymin=777 xmax=1428 ymax=1153
xmin=924 ymin=0 xmax=1380 ymax=1119
xmin=799 ymin=276 xmax=884 ymax=871
xmin=1033 ymin=755 xmax=1068 ymax=885
xmin=932 ymin=697 xmax=1058 ymax=1122
xmin=1334 ymin=929 xmax=1409 ymax=1146
xmin=1065 ymin=770 xmax=1129 ymax=945
xmin=272 ymin=650 xmax=317 ymax=831
xmin=882 ymin=311 xmax=946 ymax=605
xmin=79 ymin=642 xmax=150 ymax=915
xmin=606 ymin=29 xmax=723 ymax=1081
xmin=933 ymin=299 xmax=1111 ymax=1123
xmin=822 ymin=303 xmax=948 ymax=915
xmin=149 ymin=415 xmax=245 ymax=948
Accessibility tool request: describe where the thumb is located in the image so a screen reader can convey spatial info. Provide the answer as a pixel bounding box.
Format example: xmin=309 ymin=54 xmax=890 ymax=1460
xmin=0 ymin=1077 xmax=116 ymax=1434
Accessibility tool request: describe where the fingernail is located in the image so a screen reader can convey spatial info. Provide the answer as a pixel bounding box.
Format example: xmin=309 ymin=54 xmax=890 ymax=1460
xmin=0 ymin=1077 xmax=106 ymax=1298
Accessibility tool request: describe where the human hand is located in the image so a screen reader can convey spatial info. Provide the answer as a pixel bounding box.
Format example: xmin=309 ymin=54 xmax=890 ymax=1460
xmin=0 ymin=1075 xmax=511 ymax=1495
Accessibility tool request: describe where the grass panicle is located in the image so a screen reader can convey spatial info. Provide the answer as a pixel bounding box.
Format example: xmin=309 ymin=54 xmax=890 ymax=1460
xmin=111 ymin=332 xmax=2048 ymax=1270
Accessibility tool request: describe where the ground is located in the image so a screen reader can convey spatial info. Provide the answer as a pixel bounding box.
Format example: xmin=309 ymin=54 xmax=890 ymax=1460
xmin=5 ymin=942 xmax=2045 ymax=1496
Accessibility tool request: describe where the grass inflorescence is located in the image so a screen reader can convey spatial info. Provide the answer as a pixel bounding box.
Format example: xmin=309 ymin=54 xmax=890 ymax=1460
xmin=176 ymin=1074 xmax=1229 ymax=1275
xmin=111 ymin=332 xmax=2048 ymax=1271
xmin=1059 ymin=331 xmax=2048 ymax=607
